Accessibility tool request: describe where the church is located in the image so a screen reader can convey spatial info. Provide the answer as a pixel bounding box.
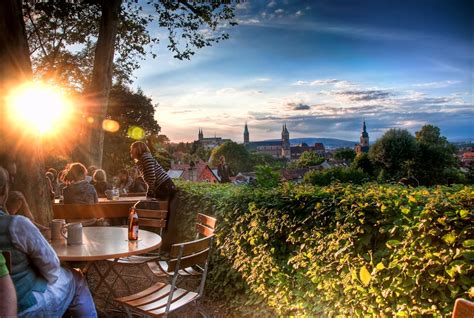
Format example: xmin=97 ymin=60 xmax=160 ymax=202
xmin=354 ymin=121 xmax=370 ymax=155
xmin=243 ymin=123 xmax=291 ymax=159
xmin=196 ymin=129 xmax=231 ymax=150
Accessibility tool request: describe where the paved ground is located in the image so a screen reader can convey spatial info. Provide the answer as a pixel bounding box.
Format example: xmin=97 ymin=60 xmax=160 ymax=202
xmin=84 ymin=261 xmax=232 ymax=318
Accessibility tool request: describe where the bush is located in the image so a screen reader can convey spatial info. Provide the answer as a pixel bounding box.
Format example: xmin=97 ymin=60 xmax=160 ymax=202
xmin=173 ymin=181 xmax=473 ymax=317
xmin=303 ymin=167 xmax=369 ymax=185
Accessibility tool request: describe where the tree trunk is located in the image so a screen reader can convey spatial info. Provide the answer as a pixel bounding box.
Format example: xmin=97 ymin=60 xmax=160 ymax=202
xmin=82 ymin=0 xmax=122 ymax=167
xmin=0 ymin=0 xmax=51 ymax=226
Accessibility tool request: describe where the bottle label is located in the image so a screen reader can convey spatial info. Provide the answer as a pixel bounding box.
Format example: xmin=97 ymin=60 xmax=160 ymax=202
xmin=133 ymin=225 xmax=139 ymax=239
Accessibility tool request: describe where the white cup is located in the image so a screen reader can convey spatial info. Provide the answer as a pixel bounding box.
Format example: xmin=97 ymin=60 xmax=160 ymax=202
xmin=50 ymin=219 xmax=66 ymax=241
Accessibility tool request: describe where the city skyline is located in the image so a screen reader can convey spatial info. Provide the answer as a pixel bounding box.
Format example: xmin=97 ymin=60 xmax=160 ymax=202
xmin=133 ymin=0 xmax=473 ymax=142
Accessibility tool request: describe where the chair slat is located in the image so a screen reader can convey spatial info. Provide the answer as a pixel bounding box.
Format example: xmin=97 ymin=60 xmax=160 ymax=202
xmin=139 ymin=218 xmax=166 ymax=229
xmin=148 ymin=291 xmax=198 ymax=316
xmin=127 ymin=285 xmax=174 ymax=307
xmin=134 ymin=200 xmax=168 ymax=210
xmin=137 ymin=288 xmax=188 ymax=312
xmin=195 ymin=223 xmax=214 ymax=237
xmin=196 ymin=213 xmax=216 ymax=229
xmin=116 ymin=282 xmax=167 ymax=303
xmin=167 ymin=248 xmax=210 ymax=272
xmin=169 ymin=235 xmax=213 ymax=258
xmin=453 ymin=298 xmax=474 ymax=318
xmin=136 ymin=209 xmax=167 ymax=219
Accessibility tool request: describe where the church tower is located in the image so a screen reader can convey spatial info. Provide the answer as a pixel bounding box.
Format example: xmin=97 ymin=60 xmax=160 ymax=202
xmin=198 ymin=128 xmax=203 ymax=141
xmin=281 ymin=123 xmax=291 ymax=159
xmin=243 ymin=123 xmax=249 ymax=144
xmin=360 ymin=121 xmax=369 ymax=146
xmin=355 ymin=121 xmax=370 ymax=155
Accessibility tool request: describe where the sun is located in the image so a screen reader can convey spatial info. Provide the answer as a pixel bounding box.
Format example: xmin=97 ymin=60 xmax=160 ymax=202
xmin=6 ymin=81 xmax=73 ymax=135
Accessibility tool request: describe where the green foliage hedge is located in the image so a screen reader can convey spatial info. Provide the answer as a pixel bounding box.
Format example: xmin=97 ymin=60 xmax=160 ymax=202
xmin=173 ymin=181 xmax=474 ymax=317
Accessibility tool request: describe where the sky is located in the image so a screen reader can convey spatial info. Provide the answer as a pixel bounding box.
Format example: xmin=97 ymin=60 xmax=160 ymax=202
xmin=133 ymin=0 xmax=473 ymax=143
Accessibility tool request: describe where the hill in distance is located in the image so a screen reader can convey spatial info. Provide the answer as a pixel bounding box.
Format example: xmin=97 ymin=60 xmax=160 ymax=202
xmin=262 ymin=137 xmax=357 ymax=149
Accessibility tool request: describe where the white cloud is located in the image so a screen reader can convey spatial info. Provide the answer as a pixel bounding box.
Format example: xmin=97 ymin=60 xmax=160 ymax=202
xmin=412 ymin=80 xmax=461 ymax=88
xmin=256 ymin=77 xmax=272 ymax=82
xmin=275 ymin=9 xmax=284 ymax=14
xmin=267 ymin=1 xmax=277 ymax=8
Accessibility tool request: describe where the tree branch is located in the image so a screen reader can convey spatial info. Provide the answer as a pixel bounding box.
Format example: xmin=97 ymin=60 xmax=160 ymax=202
xmin=177 ymin=0 xmax=212 ymax=24
xmin=25 ymin=4 xmax=48 ymax=57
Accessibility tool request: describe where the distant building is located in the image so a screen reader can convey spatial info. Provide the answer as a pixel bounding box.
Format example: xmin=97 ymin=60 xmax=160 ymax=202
xmin=244 ymin=123 xmax=292 ymax=160
xmin=355 ymin=121 xmax=370 ymax=155
xmin=290 ymin=142 xmax=326 ymax=160
xmin=243 ymin=122 xmax=249 ymax=145
xmin=196 ymin=129 xmax=231 ymax=150
xmin=167 ymin=160 xmax=220 ymax=183
xmin=461 ymin=152 xmax=474 ymax=166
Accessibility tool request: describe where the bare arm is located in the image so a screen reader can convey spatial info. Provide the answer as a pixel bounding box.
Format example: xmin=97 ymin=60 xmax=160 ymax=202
xmin=0 ymin=275 xmax=17 ymax=317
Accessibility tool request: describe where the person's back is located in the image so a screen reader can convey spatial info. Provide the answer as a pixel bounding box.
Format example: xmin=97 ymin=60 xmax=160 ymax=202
xmin=64 ymin=180 xmax=98 ymax=204
xmin=62 ymin=163 xmax=98 ymax=204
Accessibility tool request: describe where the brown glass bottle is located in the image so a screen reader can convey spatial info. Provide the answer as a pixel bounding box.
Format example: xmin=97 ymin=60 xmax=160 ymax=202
xmin=128 ymin=207 xmax=139 ymax=240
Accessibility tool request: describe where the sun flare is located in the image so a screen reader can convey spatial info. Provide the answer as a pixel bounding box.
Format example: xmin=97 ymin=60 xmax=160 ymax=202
xmin=6 ymin=81 xmax=73 ymax=135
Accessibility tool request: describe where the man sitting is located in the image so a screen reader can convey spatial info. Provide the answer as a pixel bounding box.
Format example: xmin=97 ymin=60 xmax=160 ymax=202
xmin=0 ymin=167 xmax=97 ymax=317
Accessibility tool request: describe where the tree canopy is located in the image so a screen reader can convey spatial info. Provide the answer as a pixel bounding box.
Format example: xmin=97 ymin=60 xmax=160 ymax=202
xmin=24 ymin=0 xmax=237 ymax=88
xmin=210 ymin=141 xmax=252 ymax=174
xmin=292 ymin=151 xmax=325 ymax=168
xmin=102 ymin=84 xmax=161 ymax=175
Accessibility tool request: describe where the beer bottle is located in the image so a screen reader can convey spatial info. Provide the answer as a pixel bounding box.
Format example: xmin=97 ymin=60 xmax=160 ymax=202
xmin=128 ymin=207 xmax=139 ymax=240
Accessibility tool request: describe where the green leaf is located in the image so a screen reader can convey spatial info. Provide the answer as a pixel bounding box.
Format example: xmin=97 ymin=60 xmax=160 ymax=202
xmin=359 ymin=266 xmax=371 ymax=286
xmin=442 ymin=233 xmax=456 ymax=245
xmin=462 ymin=240 xmax=474 ymax=248
xmin=386 ymin=240 xmax=401 ymax=248
xmin=376 ymin=262 xmax=385 ymax=271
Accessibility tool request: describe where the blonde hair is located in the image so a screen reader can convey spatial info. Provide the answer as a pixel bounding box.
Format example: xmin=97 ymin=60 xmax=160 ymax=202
xmin=93 ymin=169 xmax=107 ymax=182
xmin=130 ymin=141 xmax=150 ymax=158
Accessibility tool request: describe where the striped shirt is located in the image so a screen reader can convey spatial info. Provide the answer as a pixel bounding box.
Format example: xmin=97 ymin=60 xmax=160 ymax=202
xmin=136 ymin=152 xmax=170 ymax=197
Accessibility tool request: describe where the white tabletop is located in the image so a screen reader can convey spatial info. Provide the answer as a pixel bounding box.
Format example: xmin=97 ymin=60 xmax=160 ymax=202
xmin=51 ymin=227 xmax=162 ymax=262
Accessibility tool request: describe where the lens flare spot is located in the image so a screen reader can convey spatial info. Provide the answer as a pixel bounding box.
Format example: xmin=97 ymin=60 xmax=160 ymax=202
xmin=127 ymin=126 xmax=145 ymax=140
xmin=102 ymin=119 xmax=120 ymax=133
xmin=6 ymin=81 xmax=73 ymax=135
xmin=87 ymin=117 xmax=94 ymax=124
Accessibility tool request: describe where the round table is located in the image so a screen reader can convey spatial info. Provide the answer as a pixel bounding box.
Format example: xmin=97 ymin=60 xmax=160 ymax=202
xmin=51 ymin=227 xmax=162 ymax=261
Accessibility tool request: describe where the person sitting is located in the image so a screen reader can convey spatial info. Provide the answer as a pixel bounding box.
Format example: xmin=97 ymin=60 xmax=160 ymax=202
xmin=91 ymin=169 xmax=111 ymax=197
xmin=129 ymin=167 xmax=147 ymax=193
xmin=0 ymin=251 xmax=17 ymax=317
xmin=117 ymin=169 xmax=133 ymax=194
xmin=6 ymin=191 xmax=49 ymax=232
xmin=0 ymin=167 xmax=98 ymax=317
xmin=46 ymin=168 xmax=61 ymax=198
xmin=62 ymin=163 xmax=98 ymax=204
xmin=86 ymin=165 xmax=97 ymax=183
xmin=45 ymin=172 xmax=55 ymax=200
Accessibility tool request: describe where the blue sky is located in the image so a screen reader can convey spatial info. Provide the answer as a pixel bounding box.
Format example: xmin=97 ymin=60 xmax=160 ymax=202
xmin=134 ymin=0 xmax=473 ymax=142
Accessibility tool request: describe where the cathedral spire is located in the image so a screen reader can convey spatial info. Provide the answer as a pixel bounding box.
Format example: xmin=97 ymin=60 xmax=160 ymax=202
xmin=244 ymin=122 xmax=249 ymax=144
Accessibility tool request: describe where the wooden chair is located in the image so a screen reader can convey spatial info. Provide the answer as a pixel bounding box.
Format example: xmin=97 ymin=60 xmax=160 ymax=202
xmin=105 ymin=200 xmax=168 ymax=294
xmin=452 ymin=298 xmax=474 ymax=318
xmin=148 ymin=213 xmax=216 ymax=277
xmin=115 ymin=235 xmax=214 ymax=317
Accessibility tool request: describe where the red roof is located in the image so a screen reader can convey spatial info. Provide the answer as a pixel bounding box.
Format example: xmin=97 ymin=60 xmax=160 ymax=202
xmin=463 ymin=152 xmax=474 ymax=158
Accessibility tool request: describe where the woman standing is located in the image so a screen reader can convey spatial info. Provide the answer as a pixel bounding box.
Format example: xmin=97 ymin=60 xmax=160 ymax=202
xmin=130 ymin=141 xmax=176 ymax=200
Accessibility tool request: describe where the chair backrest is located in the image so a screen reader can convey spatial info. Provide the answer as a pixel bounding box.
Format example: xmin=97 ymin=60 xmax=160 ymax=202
xmin=195 ymin=213 xmax=217 ymax=238
xmin=133 ymin=200 xmax=168 ymax=231
xmin=452 ymin=298 xmax=474 ymax=318
xmin=167 ymin=235 xmax=214 ymax=273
